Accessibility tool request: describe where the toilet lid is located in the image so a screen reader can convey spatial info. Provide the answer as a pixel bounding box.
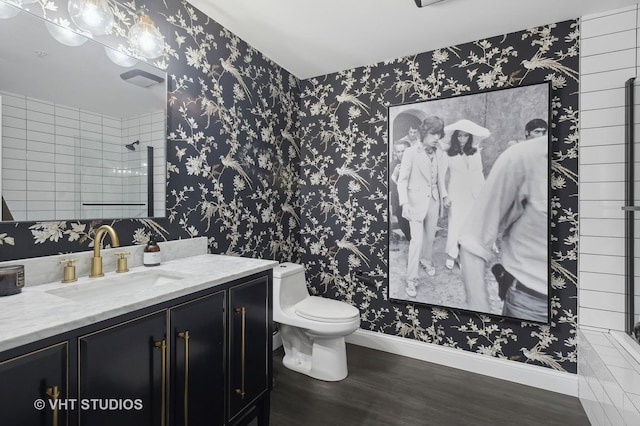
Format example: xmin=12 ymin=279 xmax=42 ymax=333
xmin=294 ymin=296 xmax=360 ymax=323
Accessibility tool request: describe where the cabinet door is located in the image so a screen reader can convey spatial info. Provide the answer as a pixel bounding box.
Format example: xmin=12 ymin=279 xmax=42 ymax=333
xmin=170 ymin=291 xmax=225 ymax=426
xmin=78 ymin=311 xmax=166 ymax=426
xmin=0 ymin=342 xmax=68 ymax=426
xmin=228 ymin=277 xmax=270 ymax=421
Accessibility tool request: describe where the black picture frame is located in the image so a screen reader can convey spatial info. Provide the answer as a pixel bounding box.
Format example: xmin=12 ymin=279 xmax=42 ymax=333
xmin=387 ymin=81 xmax=551 ymax=323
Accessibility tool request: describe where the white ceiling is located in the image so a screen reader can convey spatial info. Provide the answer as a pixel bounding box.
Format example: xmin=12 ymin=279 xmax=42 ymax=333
xmin=190 ymin=0 xmax=640 ymax=79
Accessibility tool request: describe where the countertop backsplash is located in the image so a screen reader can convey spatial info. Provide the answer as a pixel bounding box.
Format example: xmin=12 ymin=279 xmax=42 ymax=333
xmin=0 ymin=237 xmax=208 ymax=287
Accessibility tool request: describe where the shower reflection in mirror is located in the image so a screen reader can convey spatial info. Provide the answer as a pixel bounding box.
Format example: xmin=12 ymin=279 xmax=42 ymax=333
xmin=0 ymin=2 xmax=167 ymax=222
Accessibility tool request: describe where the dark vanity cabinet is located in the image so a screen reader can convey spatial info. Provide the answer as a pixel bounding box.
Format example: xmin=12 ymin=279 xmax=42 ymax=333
xmin=169 ymin=292 xmax=226 ymax=426
xmin=228 ymin=277 xmax=270 ymax=424
xmin=0 ymin=270 xmax=272 ymax=426
xmin=0 ymin=342 xmax=68 ymax=426
xmin=78 ymin=312 xmax=166 ymax=426
xmin=79 ymin=292 xmax=228 ymax=426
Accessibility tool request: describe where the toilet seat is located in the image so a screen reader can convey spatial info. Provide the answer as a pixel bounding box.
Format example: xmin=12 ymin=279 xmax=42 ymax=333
xmin=294 ymin=296 xmax=359 ymax=323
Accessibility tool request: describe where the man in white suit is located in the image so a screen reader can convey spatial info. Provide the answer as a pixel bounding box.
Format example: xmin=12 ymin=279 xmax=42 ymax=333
xmin=397 ymin=116 xmax=450 ymax=297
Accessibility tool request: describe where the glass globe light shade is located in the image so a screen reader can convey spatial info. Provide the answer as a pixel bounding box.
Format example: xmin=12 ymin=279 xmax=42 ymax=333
xmin=104 ymin=46 xmax=138 ymax=67
xmin=45 ymin=21 xmax=89 ymax=47
xmin=0 ymin=2 xmax=20 ymax=19
xmin=67 ymin=0 xmax=114 ymax=35
xmin=129 ymin=11 xmax=164 ymax=59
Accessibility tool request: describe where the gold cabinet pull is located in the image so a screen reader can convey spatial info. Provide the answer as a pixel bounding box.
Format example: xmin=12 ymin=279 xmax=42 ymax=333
xmin=235 ymin=306 xmax=246 ymax=400
xmin=154 ymin=339 xmax=167 ymax=426
xmin=178 ymin=331 xmax=190 ymax=426
xmin=45 ymin=385 xmax=60 ymax=426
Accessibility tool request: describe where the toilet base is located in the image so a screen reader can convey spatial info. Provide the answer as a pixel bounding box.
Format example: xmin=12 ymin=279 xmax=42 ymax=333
xmin=280 ymin=325 xmax=349 ymax=381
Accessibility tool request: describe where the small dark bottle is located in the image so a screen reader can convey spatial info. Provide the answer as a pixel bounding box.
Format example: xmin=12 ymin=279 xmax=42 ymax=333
xmin=143 ymin=235 xmax=161 ymax=266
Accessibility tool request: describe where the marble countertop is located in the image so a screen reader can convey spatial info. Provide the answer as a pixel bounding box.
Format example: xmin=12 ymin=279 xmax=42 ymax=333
xmin=0 ymin=254 xmax=278 ymax=353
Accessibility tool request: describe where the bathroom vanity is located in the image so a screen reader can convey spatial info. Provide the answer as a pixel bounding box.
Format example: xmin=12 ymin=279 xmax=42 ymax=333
xmin=0 ymin=253 xmax=277 ymax=426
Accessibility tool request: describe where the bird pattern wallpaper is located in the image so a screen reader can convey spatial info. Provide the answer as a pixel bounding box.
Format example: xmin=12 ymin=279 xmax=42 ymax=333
xmin=297 ymin=21 xmax=579 ymax=372
xmin=0 ymin=0 xmax=579 ymax=373
xmin=0 ymin=0 xmax=301 ymax=261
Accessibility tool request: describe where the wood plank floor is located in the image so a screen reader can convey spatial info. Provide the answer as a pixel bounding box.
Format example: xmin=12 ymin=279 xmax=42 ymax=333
xmin=270 ymin=344 xmax=590 ymax=426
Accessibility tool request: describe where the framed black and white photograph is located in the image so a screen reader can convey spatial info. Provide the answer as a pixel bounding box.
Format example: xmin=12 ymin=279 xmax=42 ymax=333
xmin=388 ymin=82 xmax=551 ymax=323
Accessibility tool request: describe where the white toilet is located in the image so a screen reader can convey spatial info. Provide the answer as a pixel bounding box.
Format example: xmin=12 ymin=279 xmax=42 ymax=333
xmin=272 ymin=262 xmax=360 ymax=381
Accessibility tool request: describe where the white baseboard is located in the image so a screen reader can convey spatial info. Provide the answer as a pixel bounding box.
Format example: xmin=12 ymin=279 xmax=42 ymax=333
xmin=346 ymin=329 xmax=578 ymax=397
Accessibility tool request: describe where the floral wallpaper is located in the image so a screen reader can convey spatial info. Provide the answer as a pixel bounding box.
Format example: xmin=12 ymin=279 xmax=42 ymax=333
xmin=0 ymin=0 xmax=301 ymax=262
xmin=0 ymin=0 xmax=580 ymax=373
xmin=297 ymin=21 xmax=579 ymax=372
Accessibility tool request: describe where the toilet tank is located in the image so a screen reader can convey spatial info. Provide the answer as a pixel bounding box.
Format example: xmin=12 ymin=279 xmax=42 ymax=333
xmin=272 ymin=262 xmax=309 ymax=309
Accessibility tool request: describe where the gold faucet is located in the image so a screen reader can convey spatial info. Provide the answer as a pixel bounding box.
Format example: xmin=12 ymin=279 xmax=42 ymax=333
xmin=90 ymin=225 xmax=120 ymax=278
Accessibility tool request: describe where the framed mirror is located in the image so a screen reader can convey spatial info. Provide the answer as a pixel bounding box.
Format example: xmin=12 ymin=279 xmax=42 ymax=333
xmin=0 ymin=3 xmax=166 ymax=222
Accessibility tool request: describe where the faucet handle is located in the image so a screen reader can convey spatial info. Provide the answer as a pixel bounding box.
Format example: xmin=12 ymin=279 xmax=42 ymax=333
xmin=115 ymin=251 xmax=130 ymax=273
xmin=59 ymin=259 xmax=78 ymax=283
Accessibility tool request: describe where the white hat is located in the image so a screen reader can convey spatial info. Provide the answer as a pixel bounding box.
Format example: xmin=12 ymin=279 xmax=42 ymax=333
xmin=444 ymin=119 xmax=491 ymax=138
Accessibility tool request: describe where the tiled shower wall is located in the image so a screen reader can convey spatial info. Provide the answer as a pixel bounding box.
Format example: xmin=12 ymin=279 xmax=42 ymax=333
xmin=579 ymin=5 xmax=639 ymax=332
xmin=579 ymin=4 xmax=640 ymax=424
xmin=0 ymin=90 xmax=164 ymax=221
xmin=122 ymin=112 xmax=166 ymax=218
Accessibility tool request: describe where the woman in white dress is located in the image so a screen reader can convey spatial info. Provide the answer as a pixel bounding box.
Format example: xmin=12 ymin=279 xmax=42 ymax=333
xmin=441 ymin=120 xmax=490 ymax=269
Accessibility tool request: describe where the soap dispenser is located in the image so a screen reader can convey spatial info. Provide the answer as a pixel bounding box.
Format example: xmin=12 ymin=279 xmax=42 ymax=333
xmin=143 ymin=235 xmax=161 ymax=266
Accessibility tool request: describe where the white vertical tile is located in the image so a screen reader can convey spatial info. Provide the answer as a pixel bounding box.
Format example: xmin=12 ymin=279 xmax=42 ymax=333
xmin=580 ymin=163 xmax=625 ymax=183
xmin=26 ymin=110 xmax=54 ymax=125
xmin=0 ymin=92 xmax=26 ymax=108
xmin=579 ymin=306 xmax=626 ymax=331
xmin=2 ymin=105 xmax=26 ymax=121
xmin=582 ymin=9 xmax=637 ymax=38
xmin=580 ymin=289 xmax=625 ymax=312
xmin=80 ymin=111 xmax=101 ymax=124
xmin=2 ymin=126 xmax=27 ymax=139
xmin=3 ymin=148 xmax=27 ymax=162
xmin=2 ymin=116 xmax=26 ymax=129
xmin=579 ymin=236 xmax=625 ymax=256
xmin=55 ymin=116 xmax=80 ymax=130
xmin=27 ymin=211 xmax=54 ymax=221
xmin=582 ymin=50 xmax=636 ymax=75
xmin=580 ymin=182 xmax=625 ymax=201
xmin=581 ymin=91 xmax=622 ymax=115
xmin=582 ymin=30 xmax=637 ymax=57
xmin=27 ymin=120 xmax=55 ymax=134
xmin=581 ymin=145 xmax=625 ymax=164
xmin=2 ymin=136 xmax=26 ymax=150
xmin=26 ymin=98 xmax=54 ymax=116
xmin=579 ymin=200 xmax=625 ymax=219
xmin=579 ymin=271 xmax=625 ymax=293
xmin=581 ymin=68 xmax=637 ymax=92
xmin=2 ymin=179 xmax=26 ymax=191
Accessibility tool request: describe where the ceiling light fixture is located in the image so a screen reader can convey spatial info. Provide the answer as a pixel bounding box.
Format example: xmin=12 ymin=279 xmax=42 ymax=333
xmin=129 ymin=8 xmax=164 ymax=59
xmin=104 ymin=46 xmax=138 ymax=67
xmin=0 ymin=2 xmax=19 ymax=19
xmin=414 ymin=0 xmax=446 ymax=7
xmin=67 ymin=0 xmax=114 ymax=35
xmin=45 ymin=21 xmax=89 ymax=47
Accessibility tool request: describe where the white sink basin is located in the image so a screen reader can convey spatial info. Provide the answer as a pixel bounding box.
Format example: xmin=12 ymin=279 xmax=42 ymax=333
xmin=46 ymin=270 xmax=189 ymax=302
